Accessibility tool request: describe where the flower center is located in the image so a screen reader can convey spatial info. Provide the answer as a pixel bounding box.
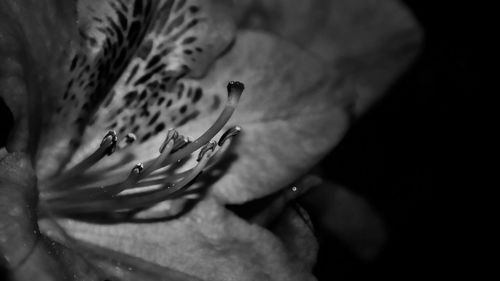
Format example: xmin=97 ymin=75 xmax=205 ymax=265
xmin=38 ymin=81 xmax=244 ymax=218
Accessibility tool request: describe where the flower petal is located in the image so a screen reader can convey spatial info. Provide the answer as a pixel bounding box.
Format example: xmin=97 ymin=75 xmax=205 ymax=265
xmin=235 ymin=0 xmax=423 ymax=114
xmin=36 ymin=0 xmax=236 ymax=180
xmin=58 ymin=197 xmax=317 ymax=281
xmin=0 ymin=0 xmax=78 ymax=151
xmin=50 ymin=29 xmax=351 ymax=205
xmin=193 ymin=31 xmax=353 ymax=203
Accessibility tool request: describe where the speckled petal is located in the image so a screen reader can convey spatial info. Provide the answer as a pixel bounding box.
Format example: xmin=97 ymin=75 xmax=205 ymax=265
xmin=35 ymin=0 xmax=236 ymax=180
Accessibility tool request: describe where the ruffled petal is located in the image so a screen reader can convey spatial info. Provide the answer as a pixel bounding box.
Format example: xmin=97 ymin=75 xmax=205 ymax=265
xmin=235 ymin=0 xmax=423 ymax=114
xmin=59 ymin=197 xmax=317 ymax=281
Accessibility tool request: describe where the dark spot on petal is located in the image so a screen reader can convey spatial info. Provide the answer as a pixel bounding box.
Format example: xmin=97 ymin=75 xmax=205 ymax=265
xmin=177 ymin=84 xmax=184 ymax=99
xmin=155 ymin=0 xmax=175 ymax=31
xmin=127 ymin=20 xmax=142 ymax=45
xmin=126 ymin=64 xmax=140 ymax=84
xmin=192 ymin=88 xmax=202 ymax=103
xmin=148 ymin=111 xmax=160 ymax=125
xmin=117 ymin=10 xmax=128 ymax=30
xmin=124 ymin=90 xmax=138 ymax=106
xmin=182 ymin=36 xmax=196 ymax=45
xmin=177 ymin=110 xmax=199 ymax=126
xmin=211 ymin=95 xmax=221 ymax=110
xmin=157 ymin=97 xmax=165 ymax=105
xmin=141 ymin=132 xmax=151 ymax=142
xmin=146 ymin=54 xmax=162 ymax=69
xmin=70 ymin=55 xmax=79 ymax=71
xmin=174 ymin=0 xmax=187 ymax=12
xmin=134 ymin=64 xmax=166 ymax=86
xmin=139 ymin=90 xmax=148 ymax=101
xmin=133 ymin=0 xmax=143 ymax=17
xmin=165 ymin=14 xmax=185 ymax=34
xmin=189 ymin=6 xmax=200 ymax=14
xmin=154 ymin=122 xmax=165 ymax=133
xmin=137 ymin=39 xmax=153 ymax=60
xmin=186 ymin=19 xmax=199 ymax=29
xmin=180 ymin=105 xmax=187 ymax=114
xmin=113 ymin=48 xmax=127 ymax=70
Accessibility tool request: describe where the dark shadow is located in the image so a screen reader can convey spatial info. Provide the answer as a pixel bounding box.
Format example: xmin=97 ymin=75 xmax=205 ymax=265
xmin=0 ymin=97 xmax=14 ymax=148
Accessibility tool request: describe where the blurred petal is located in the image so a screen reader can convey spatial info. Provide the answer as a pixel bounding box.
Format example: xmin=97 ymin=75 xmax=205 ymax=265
xmin=0 ymin=0 xmax=78 ymax=151
xmin=302 ymin=181 xmax=387 ymax=261
xmin=235 ymin=0 xmax=423 ymax=114
xmin=270 ymin=205 xmax=318 ymax=271
xmin=59 ymin=197 xmax=317 ymax=281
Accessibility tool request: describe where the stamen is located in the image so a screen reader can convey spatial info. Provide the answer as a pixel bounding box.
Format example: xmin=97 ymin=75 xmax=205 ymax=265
xmin=46 ymin=131 xmax=118 ymax=190
xmin=41 ymin=82 xmax=245 ymax=218
xmin=159 ymin=81 xmax=243 ymax=164
xmin=159 ymin=129 xmax=178 ymax=153
xmin=86 ymin=162 xmax=145 ymax=199
xmin=197 ymin=140 xmax=217 ymax=161
xmin=137 ymin=130 xmax=176 ymax=178
xmin=43 ymin=163 xmax=144 ymax=203
xmin=218 ymin=126 xmax=242 ymax=146
xmin=47 ymin=142 xmax=216 ymax=215
xmin=133 ymin=169 xmax=191 ymax=187
xmin=101 ymin=130 xmax=119 ymax=156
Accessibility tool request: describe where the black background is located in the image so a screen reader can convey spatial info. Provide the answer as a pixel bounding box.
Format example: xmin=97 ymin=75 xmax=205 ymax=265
xmin=0 ymin=1 xmax=479 ymax=280
xmin=314 ymin=1 xmax=480 ymax=280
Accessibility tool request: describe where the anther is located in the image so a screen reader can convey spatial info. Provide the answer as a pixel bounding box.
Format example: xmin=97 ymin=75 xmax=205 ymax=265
xmin=218 ymin=126 xmax=242 ymax=146
xmin=124 ymin=133 xmax=136 ymax=144
xmin=118 ymin=133 xmax=136 ymax=149
xmin=160 ymin=81 xmax=245 ymax=164
xmin=131 ymin=163 xmax=144 ymax=175
xmin=47 ymin=151 xmax=214 ymax=214
xmin=159 ymin=129 xmax=178 ymax=153
xmin=46 ymin=131 xmax=121 ymax=190
xmin=100 ymin=130 xmax=118 ymax=156
xmin=227 ymin=81 xmax=245 ymax=94
xmin=172 ymin=135 xmax=191 ymax=152
xmin=197 ymin=140 xmax=217 ymax=161
xmin=227 ymin=81 xmax=244 ymax=106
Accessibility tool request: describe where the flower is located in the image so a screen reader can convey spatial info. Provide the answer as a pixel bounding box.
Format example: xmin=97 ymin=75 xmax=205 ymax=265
xmin=0 ymin=0 xmax=421 ymax=280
